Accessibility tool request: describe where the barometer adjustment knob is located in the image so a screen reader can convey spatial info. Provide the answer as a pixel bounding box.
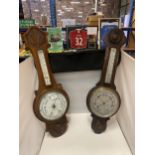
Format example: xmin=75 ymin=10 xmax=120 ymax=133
xmin=109 ymin=29 xmax=122 ymax=44
xmin=105 ymin=28 xmax=126 ymax=45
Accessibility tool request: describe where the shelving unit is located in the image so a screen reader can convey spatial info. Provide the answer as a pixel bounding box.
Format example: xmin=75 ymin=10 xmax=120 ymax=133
xmin=19 ymin=49 xmax=105 ymax=72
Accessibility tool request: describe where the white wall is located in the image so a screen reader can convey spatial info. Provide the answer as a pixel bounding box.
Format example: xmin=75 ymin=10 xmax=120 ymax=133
xmin=115 ymin=51 xmax=135 ymax=154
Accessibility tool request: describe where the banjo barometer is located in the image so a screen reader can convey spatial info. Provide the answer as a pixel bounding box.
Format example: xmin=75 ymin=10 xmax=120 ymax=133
xmin=23 ymin=27 xmax=70 ymax=137
xmin=86 ymin=28 xmax=126 ymax=134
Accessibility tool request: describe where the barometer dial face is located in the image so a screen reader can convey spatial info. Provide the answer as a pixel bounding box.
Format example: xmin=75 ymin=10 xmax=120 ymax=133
xmin=39 ymin=91 xmax=68 ymax=121
xmin=88 ymin=87 xmax=120 ymax=118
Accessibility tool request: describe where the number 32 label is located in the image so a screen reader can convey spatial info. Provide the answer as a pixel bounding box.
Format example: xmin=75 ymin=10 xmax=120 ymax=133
xmin=75 ymin=37 xmax=83 ymax=46
xmin=69 ymin=29 xmax=87 ymax=49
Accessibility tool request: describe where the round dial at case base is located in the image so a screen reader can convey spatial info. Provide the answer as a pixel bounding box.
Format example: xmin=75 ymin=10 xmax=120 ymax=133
xmin=88 ymin=87 xmax=120 ymax=118
xmin=39 ymin=91 xmax=68 ymax=121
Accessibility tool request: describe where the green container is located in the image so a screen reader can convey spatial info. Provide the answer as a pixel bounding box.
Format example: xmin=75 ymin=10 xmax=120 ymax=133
xmin=47 ymin=27 xmax=63 ymax=53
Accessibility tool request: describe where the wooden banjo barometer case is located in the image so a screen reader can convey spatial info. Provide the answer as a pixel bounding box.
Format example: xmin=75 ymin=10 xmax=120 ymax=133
xmin=23 ymin=26 xmax=70 ymax=137
xmin=86 ymin=28 xmax=126 ymax=134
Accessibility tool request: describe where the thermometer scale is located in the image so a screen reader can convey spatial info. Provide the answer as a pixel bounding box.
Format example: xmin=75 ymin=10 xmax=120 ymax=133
xmin=105 ymin=48 xmax=117 ymax=83
xmin=38 ymin=50 xmax=51 ymax=85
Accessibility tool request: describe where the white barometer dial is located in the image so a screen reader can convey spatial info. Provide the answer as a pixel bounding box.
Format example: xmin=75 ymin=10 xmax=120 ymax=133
xmin=38 ymin=50 xmax=51 ymax=86
xmin=39 ymin=91 xmax=68 ymax=120
xmin=89 ymin=87 xmax=120 ymax=118
xmin=105 ymin=48 xmax=117 ymax=83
